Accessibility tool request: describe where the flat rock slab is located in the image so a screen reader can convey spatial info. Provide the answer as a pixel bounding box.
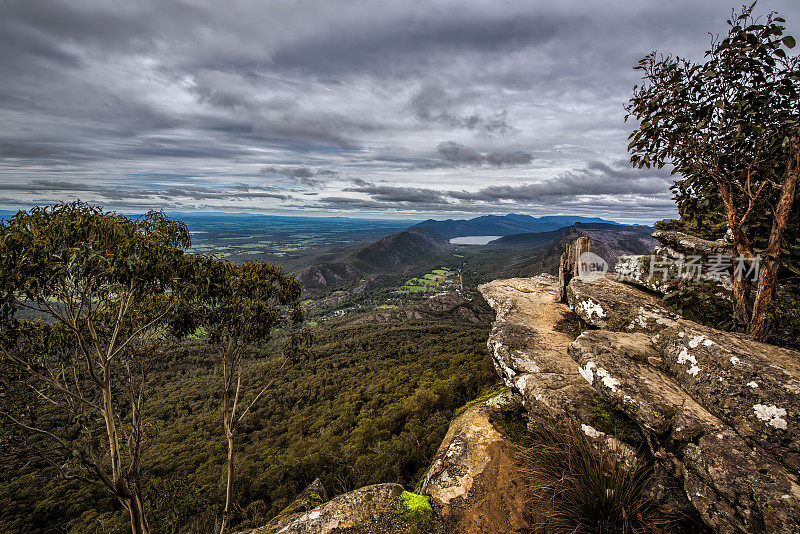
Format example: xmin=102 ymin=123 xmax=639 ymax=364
xmin=653 ymin=321 xmax=800 ymax=473
xmin=479 ymin=275 xmax=598 ymax=421
xmin=241 ymin=484 xmax=409 ymax=534
xmin=421 ymin=391 xmax=529 ymax=533
xmin=567 ymin=276 xmax=679 ymax=333
xmin=570 ymin=329 xmax=800 ymax=534
xmin=614 ymin=254 xmax=680 ymax=294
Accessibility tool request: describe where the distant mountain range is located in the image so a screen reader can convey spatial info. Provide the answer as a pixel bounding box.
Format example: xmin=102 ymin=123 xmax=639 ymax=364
xmin=412 ymin=214 xmax=622 ymax=239
xmin=297 ymin=215 xmax=655 ymax=297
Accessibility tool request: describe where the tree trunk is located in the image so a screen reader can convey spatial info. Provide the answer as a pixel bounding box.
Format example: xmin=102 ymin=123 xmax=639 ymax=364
xmin=732 ymin=273 xmax=750 ymax=326
xmin=220 ymin=431 xmax=235 ymax=534
xmin=749 ymin=139 xmax=799 ymax=340
xmin=715 ymin=177 xmax=755 ymax=327
xmin=127 ymin=489 xmax=150 ymax=534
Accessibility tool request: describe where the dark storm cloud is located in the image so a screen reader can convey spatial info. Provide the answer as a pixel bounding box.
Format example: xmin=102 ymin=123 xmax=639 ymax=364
xmin=0 ymin=178 xmax=288 ymax=202
xmin=1 ymin=0 xmax=798 ymax=220
xmin=437 ymin=141 xmax=533 ymax=166
xmin=260 ymin=166 xmax=338 ymax=187
xmin=344 ymin=180 xmax=448 ymax=204
xmin=322 ymin=158 xmax=672 ymax=219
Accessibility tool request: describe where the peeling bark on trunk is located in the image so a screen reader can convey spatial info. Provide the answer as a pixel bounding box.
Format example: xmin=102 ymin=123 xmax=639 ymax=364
xmin=715 ymin=178 xmax=755 ymax=326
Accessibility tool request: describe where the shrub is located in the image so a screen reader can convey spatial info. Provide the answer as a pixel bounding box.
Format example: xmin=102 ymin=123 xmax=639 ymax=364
xmin=663 ymin=279 xmax=737 ymax=332
xmin=518 ymin=420 xmax=673 ymax=534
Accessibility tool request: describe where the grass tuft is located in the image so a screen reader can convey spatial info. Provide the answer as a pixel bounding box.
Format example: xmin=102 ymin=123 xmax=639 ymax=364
xmin=519 ymin=419 xmax=674 ymax=534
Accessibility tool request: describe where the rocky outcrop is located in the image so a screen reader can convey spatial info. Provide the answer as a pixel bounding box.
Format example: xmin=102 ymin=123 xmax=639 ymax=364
xmin=651 ymin=229 xmax=733 ymax=257
xmin=652 ymin=321 xmax=800 ymax=472
xmin=481 ymin=270 xmax=800 ymax=534
xmin=570 ymin=329 xmax=800 ymax=532
xmin=479 ymin=275 xmax=598 ymax=423
xmin=557 ymin=235 xmax=591 ymax=301
xmin=566 ymin=276 xmax=679 ymax=333
xmin=421 ymin=390 xmax=529 ymax=533
xmin=239 ymin=483 xmax=413 ymax=534
xmin=614 ymin=254 xmax=681 ymax=293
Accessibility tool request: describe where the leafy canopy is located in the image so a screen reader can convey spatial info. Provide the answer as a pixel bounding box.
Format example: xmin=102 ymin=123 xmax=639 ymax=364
xmin=626 ymin=3 xmax=799 ymax=253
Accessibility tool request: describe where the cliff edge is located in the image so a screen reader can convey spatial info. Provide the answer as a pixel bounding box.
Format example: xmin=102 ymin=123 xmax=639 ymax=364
xmin=479 ymin=269 xmax=800 ymax=533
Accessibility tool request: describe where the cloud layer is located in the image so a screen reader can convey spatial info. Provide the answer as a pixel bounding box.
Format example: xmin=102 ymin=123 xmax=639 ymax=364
xmin=1 ymin=0 xmax=799 ymax=222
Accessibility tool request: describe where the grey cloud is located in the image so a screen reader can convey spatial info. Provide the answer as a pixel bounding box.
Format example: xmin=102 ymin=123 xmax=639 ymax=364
xmin=0 ymin=179 xmax=289 ymax=203
xmin=437 ymin=141 xmax=533 ymax=166
xmin=449 ymin=160 xmax=671 ymax=202
xmin=1 ymin=0 xmax=798 ymax=220
xmin=319 ymin=158 xmax=676 ymax=219
xmin=260 ymin=166 xmax=338 ymax=187
xmin=410 ymin=85 xmax=519 ymax=136
xmin=344 ymin=180 xmax=448 ymax=204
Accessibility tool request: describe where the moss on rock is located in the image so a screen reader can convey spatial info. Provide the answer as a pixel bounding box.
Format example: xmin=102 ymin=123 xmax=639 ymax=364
xmin=396 ymin=491 xmax=432 ymax=534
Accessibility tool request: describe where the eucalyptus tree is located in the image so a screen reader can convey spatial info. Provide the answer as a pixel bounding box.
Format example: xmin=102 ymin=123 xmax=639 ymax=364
xmin=176 ymin=255 xmax=309 ymax=533
xmin=626 ymin=3 xmax=799 ymax=339
xmin=0 ymin=203 xmax=192 ymax=534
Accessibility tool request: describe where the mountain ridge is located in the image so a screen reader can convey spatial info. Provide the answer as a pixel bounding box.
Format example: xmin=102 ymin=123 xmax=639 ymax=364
xmin=412 ymin=214 xmax=620 ymax=239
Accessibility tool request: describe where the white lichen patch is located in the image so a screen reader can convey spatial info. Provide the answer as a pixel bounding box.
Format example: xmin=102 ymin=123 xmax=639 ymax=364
xmin=677 ymin=347 xmax=701 ymax=376
xmin=747 ymin=381 xmax=759 ymax=389
xmin=581 ymin=424 xmax=605 ymax=439
xmin=578 ymin=298 xmax=606 ymax=320
xmin=753 ymin=404 xmax=788 ymax=430
xmin=596 ymin=367 xmax=621 ymax=392
xmin=515 ymin=375 xmax=529 ymax=393
xmin=784 ymin=382 xmax=800 ymax=394
xmin=677 ymin=348 xmax=694 ymax=365
xmin=579 ymin=361 xmax=596 ymax=385
xmin=622 ymin=394 xmax=638 ymax=406
xmin=678 ymin=348 xmax=703 ymax=376
xmin=688 ymin=335 xmax=706 ymax=348
xmin=445 ymin=438 xmax=466 ymax=458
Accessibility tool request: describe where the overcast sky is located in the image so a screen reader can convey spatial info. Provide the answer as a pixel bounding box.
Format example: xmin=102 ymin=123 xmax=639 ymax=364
xmin=1 ymin=0 xmax=798 ymax=223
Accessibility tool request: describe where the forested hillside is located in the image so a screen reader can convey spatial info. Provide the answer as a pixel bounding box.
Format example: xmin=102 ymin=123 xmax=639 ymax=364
xmin=0 ymin=315 xmax=496 ymax=533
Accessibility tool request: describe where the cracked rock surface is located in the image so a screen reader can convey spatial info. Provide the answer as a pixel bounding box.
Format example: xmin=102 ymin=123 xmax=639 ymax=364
xmin=420 ymin=391 xmax=530 ymax=533
xmin=481 ymin=274 xmax=800 ymax=534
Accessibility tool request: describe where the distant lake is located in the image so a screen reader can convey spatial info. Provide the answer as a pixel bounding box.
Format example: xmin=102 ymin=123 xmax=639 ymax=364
xmin=449 ymin=235 xmax=502 ymax=245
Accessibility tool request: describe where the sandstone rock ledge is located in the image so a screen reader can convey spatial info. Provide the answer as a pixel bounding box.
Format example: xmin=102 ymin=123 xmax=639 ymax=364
xmin=420 ymin=390 xmax=529 ymax=533
xmin=480 ymin=274 xmax=800 ymax=534
xmin=239 ymin=391 xmax=529 ymax=534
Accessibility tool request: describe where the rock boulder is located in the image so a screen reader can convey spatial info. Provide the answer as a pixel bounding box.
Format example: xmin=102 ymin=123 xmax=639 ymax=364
xmin=421 ymin=390 xmax=530 ymax=533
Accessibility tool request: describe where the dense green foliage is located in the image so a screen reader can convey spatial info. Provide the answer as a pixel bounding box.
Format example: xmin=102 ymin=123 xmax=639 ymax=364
xmin=0 ymin=319 xmax=496 ymax=532
xmin=626 ymin=3 xmax=800 ymax=338
xmin=0 ymin=203 xmax=196 ymax=533
xmin=176 ymin=254 xmax=309 ymax=533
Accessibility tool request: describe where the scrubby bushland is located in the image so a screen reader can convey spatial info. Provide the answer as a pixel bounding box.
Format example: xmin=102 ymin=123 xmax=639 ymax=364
xmin=0 ymin=203 xmax=194 ymax=534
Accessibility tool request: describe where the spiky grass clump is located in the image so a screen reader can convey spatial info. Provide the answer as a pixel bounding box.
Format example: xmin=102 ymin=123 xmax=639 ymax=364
xmin=519 ymin=420 xmax=673 ymax=534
